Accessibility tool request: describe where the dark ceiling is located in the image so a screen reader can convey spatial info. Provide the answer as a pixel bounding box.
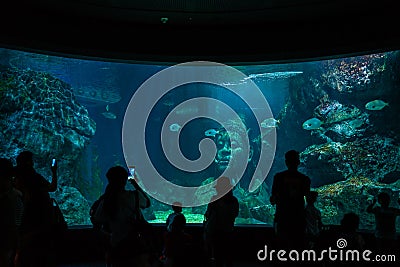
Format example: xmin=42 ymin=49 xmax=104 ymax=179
xmin=1 ymin=0 xmax=399 ymax=64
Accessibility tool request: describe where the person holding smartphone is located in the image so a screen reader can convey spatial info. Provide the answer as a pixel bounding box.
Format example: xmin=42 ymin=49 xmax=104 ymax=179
xmin=92 ymin=165 xmax=151 ymax=267
xmin=13 ymin=151 xmax=58 ymax=267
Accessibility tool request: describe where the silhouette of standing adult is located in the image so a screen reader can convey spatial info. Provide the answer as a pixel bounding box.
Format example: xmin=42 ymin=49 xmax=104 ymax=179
xmin=13 ymin=151 xmax=58 ymax=267
xmin=203 ymin=176 xmax=239 ymax=267
xmin=270 ymin=150 xmax=311 ymax=249
xmin=92 ymin=166 xmax=151 ymax=267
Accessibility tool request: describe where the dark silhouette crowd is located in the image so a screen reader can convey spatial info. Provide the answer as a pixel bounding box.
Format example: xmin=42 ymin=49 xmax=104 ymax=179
xmin=2 ymin=149 xmax=400 ymax=267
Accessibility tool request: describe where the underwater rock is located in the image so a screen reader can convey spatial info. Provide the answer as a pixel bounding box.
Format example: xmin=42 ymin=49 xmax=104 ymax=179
xmin=52 ymin=186 xmax=91 ymax=225
xmin=302 ymin=135 xmax=400 ymax=185
xmin=233 ymin=181 xmax=274 ymax=224
xmin=321 ymin=53 xmax=387 ymax=94
xmin=0 ymin=67 xmax=96 ymax=224
xmin=315 ymin=177 xmax=400 ymax=231
xmin=314 ymin=98 xmax=362 ymax=124
xmin=306 ymin=97 xmax=370 ymax=142
xmin=300 ymin=144 xmax=346 ymax=187
xmin=0 ymin=68 xmax=96 ymax=177
xmin=381 ymin=171 xmax=400 ymax=184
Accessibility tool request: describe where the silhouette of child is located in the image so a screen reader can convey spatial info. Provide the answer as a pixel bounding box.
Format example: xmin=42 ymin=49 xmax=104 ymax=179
xmin=163 ymin=212 xmax=192 ymax=267
xmin=166 ymin=202 xmax=184 ymax=233
xmin=340 ymin=212 xmax=365 ymax=250
xmin=367 ymin=192 xmax=400 ymax=252
xmin=304 ymin=190 xmax=322 ymax=248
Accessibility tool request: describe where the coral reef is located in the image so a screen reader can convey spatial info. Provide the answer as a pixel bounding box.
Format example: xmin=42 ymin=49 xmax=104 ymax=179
xmin=321 ymin=53 xmax=387 ymax=93
xmin=315 ymin=177 xmax=400 ymax=231
xmin=0 ymin=67 xmax=96 ymax=225
xmin=301 ymin=135 xmax=400 ymax=186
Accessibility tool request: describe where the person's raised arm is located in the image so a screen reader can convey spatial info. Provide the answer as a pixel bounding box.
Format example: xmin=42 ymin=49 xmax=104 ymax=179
xmin=129 ymin=172 xmax=150 ymax=208
xmin=48 ymin=159 xmax=58 ymax=192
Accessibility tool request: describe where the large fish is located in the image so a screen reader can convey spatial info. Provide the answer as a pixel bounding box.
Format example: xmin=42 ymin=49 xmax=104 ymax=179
xmin=302 ymin=118 xmax=323 ymax=130
xmin=261 ymin=118 xmax=280 ymax=128
xmin=365 ymin=100 xmax=389 ymax=111
xmin=205 ymin=129 xmax=218 ymax=137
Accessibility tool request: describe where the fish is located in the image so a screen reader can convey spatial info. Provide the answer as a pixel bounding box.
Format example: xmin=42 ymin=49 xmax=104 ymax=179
xmin=302 ymin=118 xmax=323 ymax=130
xmin=205 ymin=129 xmax=218 ymax=137
xmin=102 ymin=105 xmax=116 ymax=119
xmin=163 ymin=99 xmax=175 ymax=107
xmin=169 ymin=123 xmax=181 ymax=132
xmin=261 ymin=118 xmax=280 ymax=128
xmin=365 ymin=100 xmax=389 ymax=111
xmin=102 ymin=112 xmax=116 ymax=119
xmin=348 ymin=118 xmax=364 ymax=129
xmin=244 ymin=71 xmax=303 ymax=80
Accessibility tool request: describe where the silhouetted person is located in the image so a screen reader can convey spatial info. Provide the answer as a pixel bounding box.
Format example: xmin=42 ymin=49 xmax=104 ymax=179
xmin=92 ymin=166 xmax=151 ymax=267
xmin=339 ymin=212 xmax=365 ymax=250
xmin=322 ymin=213 xmax=365 ymax=267
xmin=166 ymin=202 xmax=184 ymax=233
xmin=270 ymin=150 xmax=311 ymax=249
xmin=204 ymin=176 xmax=239 ymax=267
xmin=304 ymin=190 xmax=322 ymax=248
xmin=163 ymin=210 xmax=193 ymax=267
xmin=13 ymin=151 xmax=58 ymax=267
xmin=367 ymin=192 xmax=400 ymax=253
xmin=0 ymin=158 xmax=24 ymax=267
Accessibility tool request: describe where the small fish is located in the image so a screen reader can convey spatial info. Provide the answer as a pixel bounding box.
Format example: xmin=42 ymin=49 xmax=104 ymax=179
xmin=261 ymin=118 xmax=280 ymax=128
xmin=205 ymin=129 xmax=218 ymax=137
xmin=102 ymin=105 xmax=116 ymax=119
xmin=302 ymin=118 xmax=323 ymax=130
xmin=169 ymin=123 xmax=181 ymax=132
xmin=365 ymin=100 xmax=389 ymax=111
xmin=348 ymin=118 xmax=364 ymax=129
xmin=163 ymin=99 xmax=174 ymax=107
xmin=102 ymin=112 xmax=116 ymax=119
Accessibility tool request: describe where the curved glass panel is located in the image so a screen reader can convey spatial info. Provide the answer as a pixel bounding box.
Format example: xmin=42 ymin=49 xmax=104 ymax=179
xmin=1 ymin=47 xmax=399 ymax=231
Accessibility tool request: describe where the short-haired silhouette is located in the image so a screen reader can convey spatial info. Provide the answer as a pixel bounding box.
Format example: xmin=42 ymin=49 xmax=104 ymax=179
xmin=270 ymin=150 xmax=311 ymax=249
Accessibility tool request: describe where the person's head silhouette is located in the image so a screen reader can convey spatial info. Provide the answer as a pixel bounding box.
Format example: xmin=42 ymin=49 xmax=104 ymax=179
xmin=106 ymin=166 xmax=129 ymax=190
xmin=341 ymin=212 xmax=359 ymax=233
xmin=377 ymin=192 xmax=391 ymax=208
xmin=172 ymin=202 xmax=183 ymax=213
xmin=285 ymin=150 xmax=300 ymax=170
xmin=16 ymin=151 xmax=34 ymax=168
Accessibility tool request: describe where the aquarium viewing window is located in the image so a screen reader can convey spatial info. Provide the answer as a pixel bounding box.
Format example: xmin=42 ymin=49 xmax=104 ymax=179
xmin=1 ymin=47 xmax=399 ymax=231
